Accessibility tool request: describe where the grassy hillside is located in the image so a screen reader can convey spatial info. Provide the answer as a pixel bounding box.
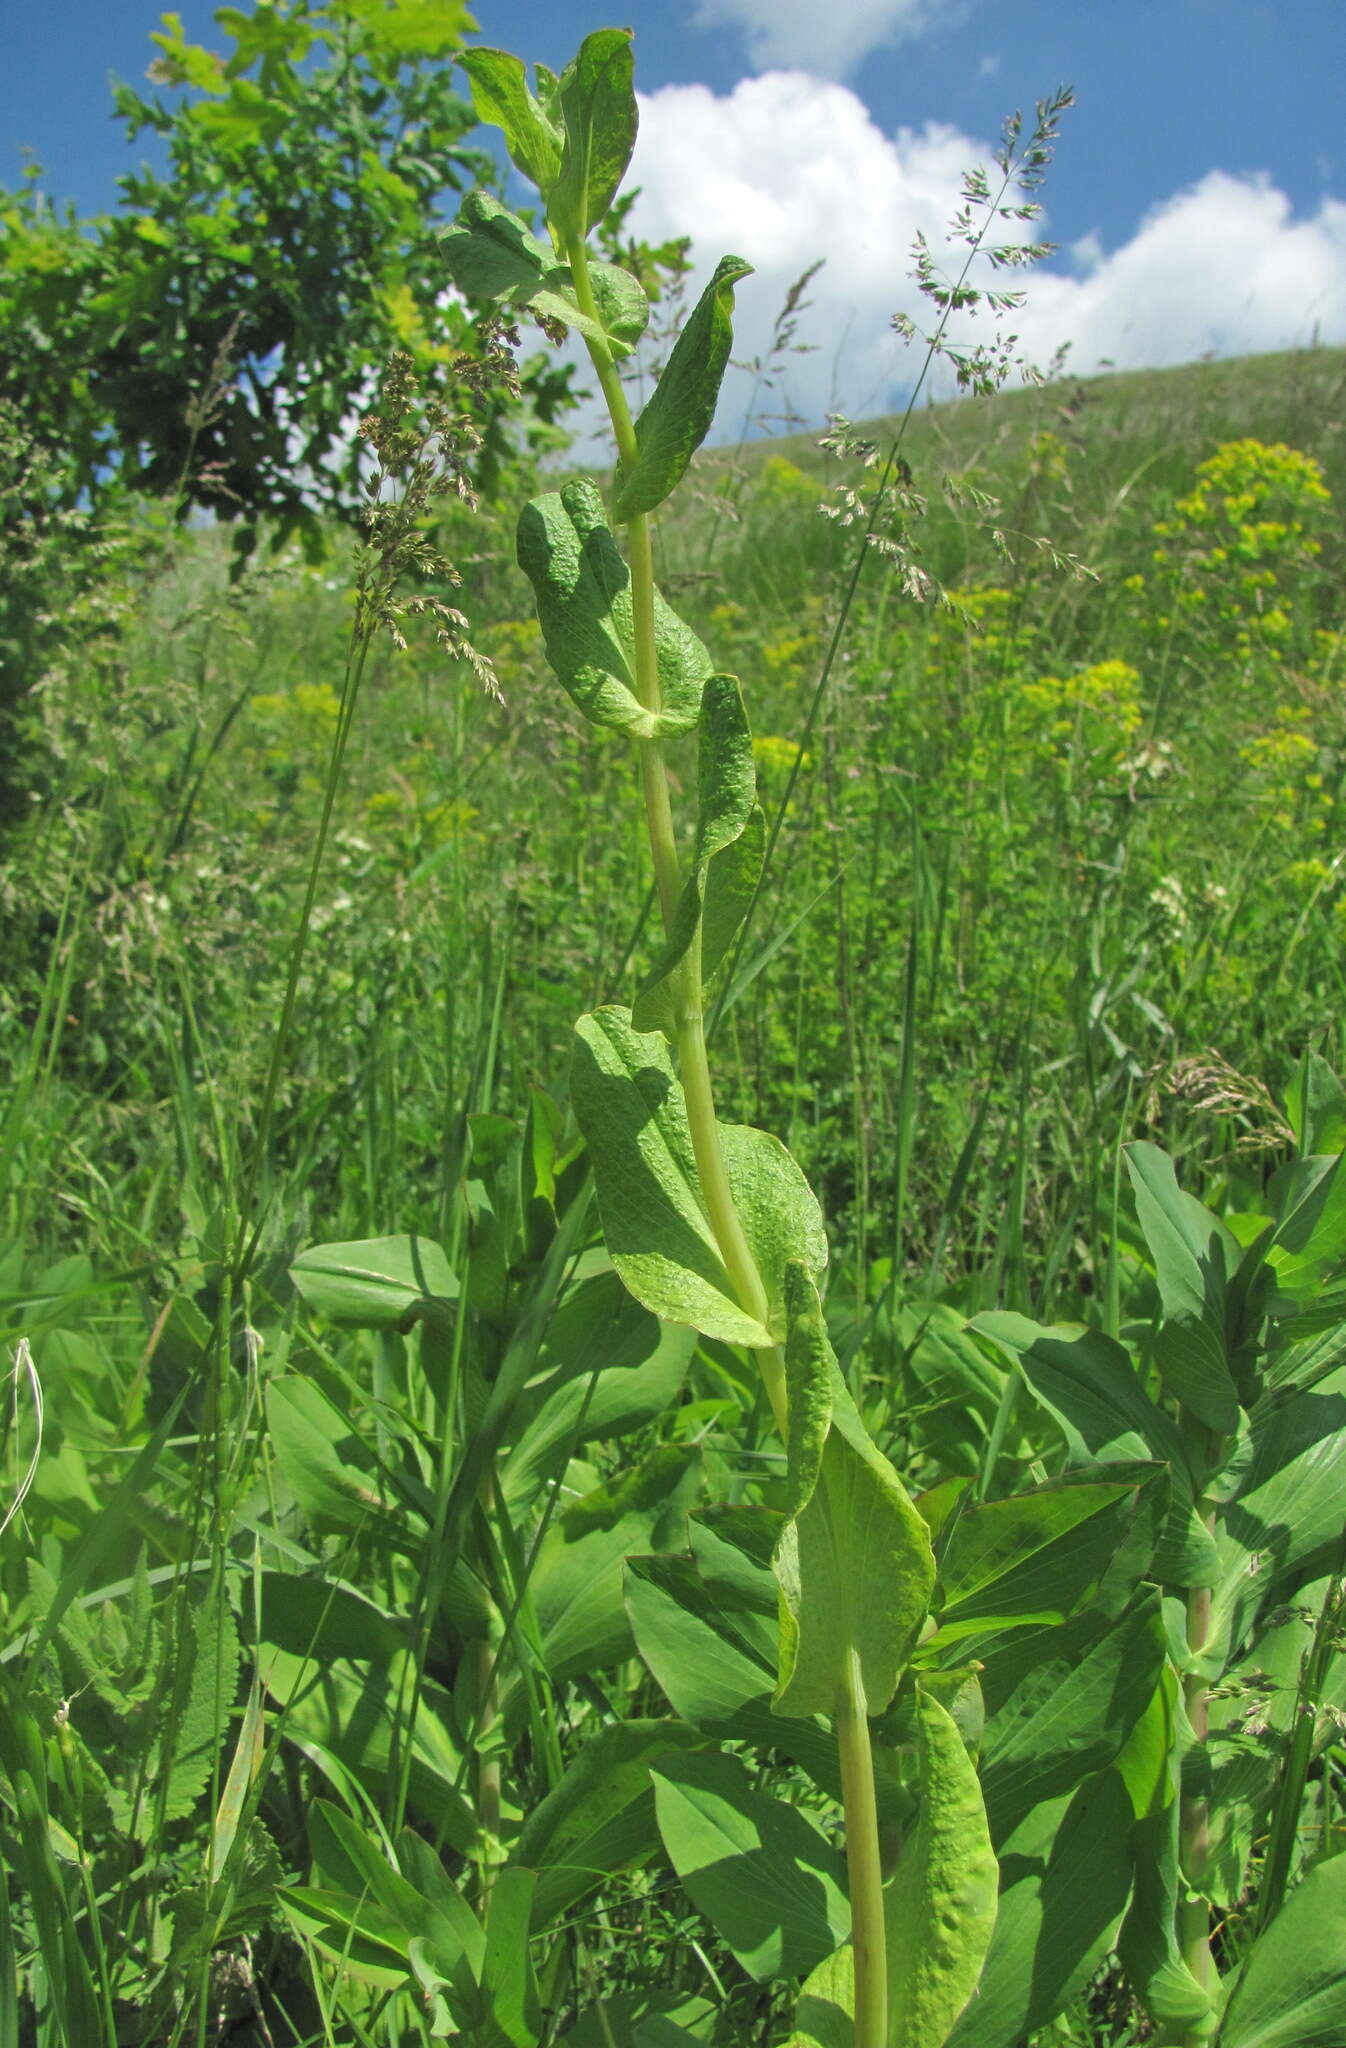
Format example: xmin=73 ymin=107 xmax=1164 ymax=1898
xmin=2 ymin=338 xmax=1344 ymax=2042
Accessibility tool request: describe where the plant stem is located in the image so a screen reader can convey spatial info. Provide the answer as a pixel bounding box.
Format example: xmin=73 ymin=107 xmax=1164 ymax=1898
xmin=569 ymin=234 xmax=786 ymax=1434
xmin=836 ymin=1648 xmax=887 ymax=2048
xmin=570 ymin=229 xmax=878 ymax=2024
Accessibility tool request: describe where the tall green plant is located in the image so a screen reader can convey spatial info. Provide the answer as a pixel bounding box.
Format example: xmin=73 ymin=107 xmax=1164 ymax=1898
xmin=436 ymin=30 xmax=1000 ymax=2046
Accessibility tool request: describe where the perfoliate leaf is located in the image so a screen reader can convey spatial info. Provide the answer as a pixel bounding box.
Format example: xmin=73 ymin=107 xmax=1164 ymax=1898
xmin=458 ymin=47 xmax=563 ymax=195
xmin=773 ymin=1266 xmax=935 ymax=1718
xmin=571 ymin=1006 xmax=827 ymax=1346
xmin=517 ymin=481 xmax=711 ymax=737
xmin=651 ymin=1750 xmax=850 ymax=1982
xmin=633 ymin=675 xmax=765 ymax=1035
xmin=439 ymin=191 xmax=647 ymax=356
xmin=614 ymin=255 xmax=754 ymax=519
xmin=548 ymin=29 xmax=638 ymax=242
xmin=886 ymin=1687 xmax=999 ymax=2048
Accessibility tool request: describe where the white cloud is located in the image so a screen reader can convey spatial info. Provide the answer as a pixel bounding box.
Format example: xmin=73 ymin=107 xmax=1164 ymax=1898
xmin=1016 ymin=172 xmax=1346 ymax=375
xmin=574 ymin=74 xmax=1346 ymax=455
xmin=689 ymin=0 xmax=962 ymax=77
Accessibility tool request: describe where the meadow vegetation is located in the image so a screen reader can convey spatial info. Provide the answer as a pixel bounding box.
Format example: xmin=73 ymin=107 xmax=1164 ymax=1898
xmin=2 ymin=18 xmax=1346 ymax=2048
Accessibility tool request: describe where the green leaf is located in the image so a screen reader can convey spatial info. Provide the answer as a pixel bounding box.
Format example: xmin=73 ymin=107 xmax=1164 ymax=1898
xmin=513 ymin=1718 xmax=704 ymax=1928
xmin=944 ymin=1773 xmax=1133 ymax=2048
xmin=525 ymin=1445 xmax=702 ymax=1689
xmin=159 ymin=1585 xmax=241 ymax=1824
xmin=458 ymin=47 xmax=563 ymax=194
xmin=974 ymin=1312 xmax=1219 ymax=1586
xmin=501 ymin=1269 xmax=695 ymax=1508
xmin=439 ymin=190 xmax=648 ymax=356
xmin=290 ymin=1233 xmax=456 ymax=1326
xmin=1116 ymin=1796 xmax=1217 ymax=2034
xmin=932 ymin=1469 xmax=1162 ymax=1642
xmin=1126 ymin=1143 xmax=1241 ymax=1432
xmin=1285 ymin=1051 xmax=1346 ymax=1157
xmin=1210 ymin=1369 xmax=1346 ymax=1659
xmin=517 ymin=481 xmax=712 ymax=737
xmin=613 ymin=256 xmax=754 ymax=520
xmin=626 ymin=1551 xmax=777 ymax=1726
xmin=476 ymin=1868 xmax=543 ymax=2048
xmin=886 ymin=1686 xmax=999 ymax=2048
xmin=259 ymin=1643 xmax=474 ymax=1852
xmin=773 ymin=1266 xmax=935 ymax=1718
xmin=977 ymin=1593 xmax=1167 ymax=1842
xmin=633 ymin=674 xmax=765 ymax=1036
xmin=265 ymin=1375 xmax=399 ymax=1534
xmin=548 ymin=29 xmax=638 ymax=242
xmin=571 ymin=1006 xmax=827 ymax=1347
xmin=651 ymin=1750 xmax=850 ymax=1982
xmin=308 ymin=1799 xmax=478 ymax=1987
xmin=1220 ymin=1854 xmax=1346 ymax=2047
xmin=789 ymin=1947 xmax=856 ymax=2048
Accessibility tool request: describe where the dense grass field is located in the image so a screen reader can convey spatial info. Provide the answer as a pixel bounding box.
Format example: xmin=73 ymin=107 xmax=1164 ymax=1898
xmin=3 ymin=337 xmax=1345 ymax=2044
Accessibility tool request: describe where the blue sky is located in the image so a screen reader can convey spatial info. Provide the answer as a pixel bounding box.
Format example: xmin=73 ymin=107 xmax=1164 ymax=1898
xmin=6 ymin=0 xmax=1346 ymax=432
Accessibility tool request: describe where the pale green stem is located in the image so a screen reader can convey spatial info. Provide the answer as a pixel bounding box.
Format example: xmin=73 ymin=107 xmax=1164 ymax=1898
xmin=836 ymin=1648 xmax=887 ymax=2048
xmin=569 ymin=235 xmax=870 ymax=2016
xmin=566 ymin=230 xmax=786 ymax=1437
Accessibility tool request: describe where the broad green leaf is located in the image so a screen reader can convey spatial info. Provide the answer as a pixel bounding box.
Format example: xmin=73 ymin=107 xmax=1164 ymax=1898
xmin=548 ymin=29 xmax=638 ymax=242
xmin=571 ymin=1006 xmax=827 ymax=1347
xmin=278 ymin=1885 xmax=413 ymax=1989
xmin=265 ymin=1374 xmax=400 ymax=1534
xmin=974 ymin=1312 xmax=1219 ymax=1586
xmin=1211 ymin=1366 xmax=1346 ymax=1658
xmin=439 ymin=190 xmax=648 ymax=356
xmin=1126 ymin=1143 xmax=1241 ymax=1432
xmin=308 ymin=1799 xmax=477 ymax=1985
xmin=513 ymin=1718 xmax=704 ymax=1928
xmin=886 ymin=1686 xmax=998 ymax=2048
xmin=634 ymin=675 xmax=764 ymax=1036
xmin=977 ymin=1593 xmax=1167 ymax=1842
xmin=1219 ymin=1853 xmax=1346 ymax=2047
xmin=789 ymin=1946 xmax=855 ymax=2048
xmin=1285 ymin=1050 xmax=1346 ymax=1156
xmin=944 ymin=1773 xmax=1133 ymax=2048
xmin=501 ymin=1269 xmax=695 ymax=1508
xmin=774 ymin=1267 xmax=935 ymax=1718
xmin=259 ymin=1644 xmax=474 ymax=1852
xmin=1265 ymin=1151 xmax=1346 ymax=1308
xmin=517 ymin=481 xmax=712 ymax=737
xmin=458 ymin=47 xmax=563 ymax=193
xmin=932 ymin=1470 xmax=1159 ymax=1641
xmin=651 ymin=1750 xmax=850 ymax=1981
xmin=613 ymin=256 xmax=754 ymax=519
xmin=626 ymin=1551 xmax=777 ymax=1726
xmin=289 ymin=1232 xmax=456 ymax=1326
xmin=558 ymin=1996 xmax=716 ymax=2047
xmin=525 ymin=1445 xmax=702 ymax=1689
xmin=476 ymin=1868 xmax=542 ymax=2048
xmin=1116 ymin=1796 xmax=1217 ymax=2034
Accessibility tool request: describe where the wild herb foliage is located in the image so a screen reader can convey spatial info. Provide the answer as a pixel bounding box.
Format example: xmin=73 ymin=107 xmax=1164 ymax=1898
xmin=2 ymin=23 xmax=1346 ymax=2048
